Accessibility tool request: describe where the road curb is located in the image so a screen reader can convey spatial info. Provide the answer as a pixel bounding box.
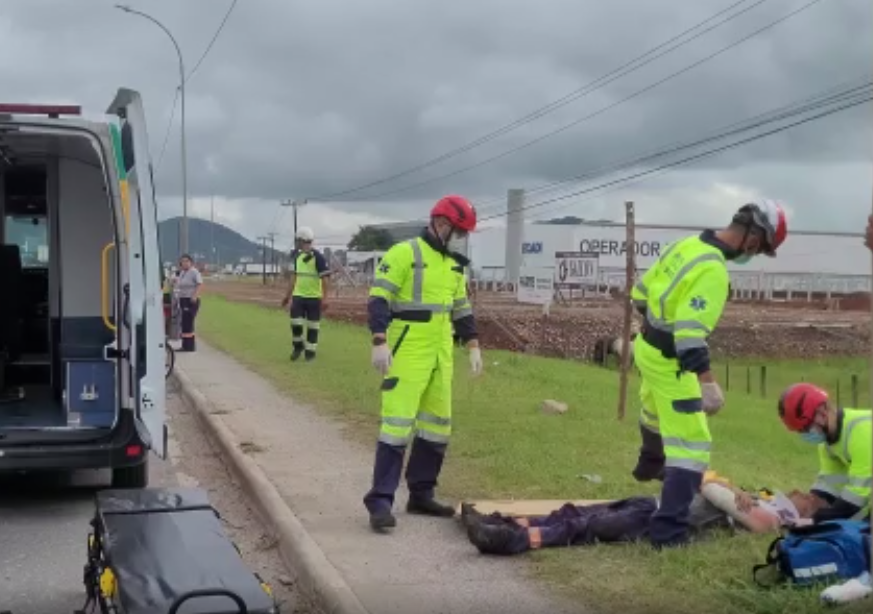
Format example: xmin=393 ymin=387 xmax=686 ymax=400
xmin=174 ymin=368 xmax=370 ymax=614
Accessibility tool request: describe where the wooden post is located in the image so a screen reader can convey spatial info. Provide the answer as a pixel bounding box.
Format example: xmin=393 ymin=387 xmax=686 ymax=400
xmin=725 ymin=362 xmax=730 ymax=391
xmin=759 ymin=365 xmax=767 ymax=398
xmin=746 ymin=366 xmax=751 ymax=395
xmin=617 ymin=201 xmax=636 ymax=421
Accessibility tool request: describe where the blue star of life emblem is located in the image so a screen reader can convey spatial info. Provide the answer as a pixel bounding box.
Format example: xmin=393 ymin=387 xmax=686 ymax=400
xmin=689 ymin=296 xmax=707 ymax=311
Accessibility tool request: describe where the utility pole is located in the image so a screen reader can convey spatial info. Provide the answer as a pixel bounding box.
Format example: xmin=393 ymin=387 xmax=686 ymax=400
xmin=210 ymin=194 xmax=216 ymax=269
xmin=257 ymin=235 xmax=268 ymax=285
xmin=266 ymin=231 xmax=278 ymax=285
xmin=281 ymin=199 xmax=308 ymax=247
xmin=617 ymin=201 xmax=636 ymax=421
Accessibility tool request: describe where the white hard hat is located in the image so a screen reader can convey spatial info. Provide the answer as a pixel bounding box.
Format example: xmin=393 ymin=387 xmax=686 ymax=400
xmin=296 ymin=227 xmax=315 ymax=241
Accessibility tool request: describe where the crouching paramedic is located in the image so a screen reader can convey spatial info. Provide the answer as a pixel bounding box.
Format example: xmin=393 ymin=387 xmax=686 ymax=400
xmin=777 ymin=383 xmax=871 ymax=522
xmin=281 ymin=227 xmax=331 ymax=362
xmin=630 ymin=200 xmax=788 ymax=548
xmin=362 ymin=195 xmax=484 ymax=532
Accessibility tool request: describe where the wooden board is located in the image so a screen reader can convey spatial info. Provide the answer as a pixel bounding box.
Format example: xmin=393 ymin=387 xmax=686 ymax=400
xmin=458 ymin=499 xmax=615 ymax=517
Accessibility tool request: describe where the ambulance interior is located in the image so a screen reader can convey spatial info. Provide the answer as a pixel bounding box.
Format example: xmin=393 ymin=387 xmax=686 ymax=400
xmin=0 ymin=128 xmax=121 ymax=435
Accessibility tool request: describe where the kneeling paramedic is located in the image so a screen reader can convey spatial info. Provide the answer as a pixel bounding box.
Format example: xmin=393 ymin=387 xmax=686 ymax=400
xmin=281 ymin=226 xmax=331 ymax=362
xmin=363 ymin=195 xmax=483 ymax=532
xmin=777 ymin=382 xmax=871 ymax=522
xmin=630 ymin=200 xmax=788 ymax=548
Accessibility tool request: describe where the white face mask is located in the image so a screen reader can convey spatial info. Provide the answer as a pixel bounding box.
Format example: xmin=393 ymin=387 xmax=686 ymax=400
xmin=447 ymin=234 xmax=467 ymax=255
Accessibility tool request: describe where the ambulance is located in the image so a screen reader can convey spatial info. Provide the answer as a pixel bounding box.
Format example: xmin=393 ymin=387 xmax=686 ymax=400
xmin=0 ymin=90 xmax=166 ymax=487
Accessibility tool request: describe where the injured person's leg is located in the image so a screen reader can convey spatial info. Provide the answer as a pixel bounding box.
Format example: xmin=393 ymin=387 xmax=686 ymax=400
xmin=463 ymin=497 xmax=659 ymax=555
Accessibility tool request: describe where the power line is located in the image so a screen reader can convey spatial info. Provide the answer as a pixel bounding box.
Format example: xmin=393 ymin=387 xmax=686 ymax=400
xmin=308 ymin=0 xmax=765 ymax=201
xmin=324 ymin=0 xmax=830 ymax=204
xmin=470 ymin=77 xmax=872 ymax=217
xmin=153 ymin=0 xmax=240 ymax=172
xmin=478 ymin=89 xmax=872 ymax=223
xmin=187 ymin=0 xmax=240 ymax=83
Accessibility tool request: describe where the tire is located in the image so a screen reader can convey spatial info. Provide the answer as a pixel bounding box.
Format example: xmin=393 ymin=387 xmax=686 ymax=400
xmin=111 ymin=459 xmax=149 ymax=489
xmin=165 ymin=342 xmax=175 ymax=379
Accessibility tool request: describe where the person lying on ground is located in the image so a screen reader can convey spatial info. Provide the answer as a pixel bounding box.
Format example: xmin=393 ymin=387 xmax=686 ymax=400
xmin=462 ymin=472 xmax=828 ymax=556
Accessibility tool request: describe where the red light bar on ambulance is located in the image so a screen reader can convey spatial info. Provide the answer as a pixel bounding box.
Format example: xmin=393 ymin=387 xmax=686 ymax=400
xmin=0 ymin=104 xmax=81 ymax=117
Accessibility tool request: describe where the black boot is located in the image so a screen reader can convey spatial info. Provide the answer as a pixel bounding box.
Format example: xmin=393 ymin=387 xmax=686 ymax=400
xmin=290 ymin=344 xmax=304 ymax=362
xmin=407 ymin=496 xmax=456 ymax=517
xmin=466 ymin=520 xmax=528 ymax=555
xmin=632 ymin=423 xmax=666 ymax=483
xmin=369 ymin=510 xmax=397 ymax=532
xmin=304 ymin=350 xmax=316 ymax=362
xmin=405 ymin=437 xmax=454 ymax=517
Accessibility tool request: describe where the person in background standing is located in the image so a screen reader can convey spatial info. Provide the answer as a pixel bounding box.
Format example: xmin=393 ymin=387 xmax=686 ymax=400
xmin=173 ymin=254 xmax=203 ymax=352
xmin=281 ymin=227 xmax=332 ymax=362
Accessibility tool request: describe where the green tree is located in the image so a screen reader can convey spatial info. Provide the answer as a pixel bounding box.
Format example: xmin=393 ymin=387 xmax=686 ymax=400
xmin=347 ymin=225 xmax=394 ymax=250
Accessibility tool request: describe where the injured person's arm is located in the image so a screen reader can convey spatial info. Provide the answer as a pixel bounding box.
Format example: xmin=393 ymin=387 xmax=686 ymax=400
xmin=700 ymin=480 xmax=828 ymax=533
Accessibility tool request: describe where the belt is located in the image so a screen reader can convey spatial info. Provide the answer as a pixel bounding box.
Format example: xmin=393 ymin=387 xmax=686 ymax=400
xmin=641 ymin=321 xmax=677 ymax=359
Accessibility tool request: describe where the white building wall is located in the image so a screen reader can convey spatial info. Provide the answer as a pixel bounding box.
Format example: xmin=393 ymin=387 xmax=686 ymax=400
xmin=469 ymin=222 xmax=871 ymax=294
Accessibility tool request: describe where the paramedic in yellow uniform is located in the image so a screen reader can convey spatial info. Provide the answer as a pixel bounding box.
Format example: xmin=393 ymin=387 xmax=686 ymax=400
xmin=363 ymin=195 xmax=483 ymax=532
xmin=777 ymin=383 xmax=871 ymax=522
xmin=630 ymin=200 xmax=788 ymax=548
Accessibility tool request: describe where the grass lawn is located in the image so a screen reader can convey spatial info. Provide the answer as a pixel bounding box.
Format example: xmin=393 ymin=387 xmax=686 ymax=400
xmin=197 ymin=294 xmax=870 ymax=614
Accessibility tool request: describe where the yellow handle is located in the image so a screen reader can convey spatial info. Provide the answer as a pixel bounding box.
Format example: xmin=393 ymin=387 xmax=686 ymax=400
xmin=101 ymin=242 xmax=117 ymax=332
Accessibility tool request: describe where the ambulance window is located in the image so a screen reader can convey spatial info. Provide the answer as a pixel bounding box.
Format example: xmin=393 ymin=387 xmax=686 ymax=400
xmin=4 ymin=215 xmax=49 ymax=268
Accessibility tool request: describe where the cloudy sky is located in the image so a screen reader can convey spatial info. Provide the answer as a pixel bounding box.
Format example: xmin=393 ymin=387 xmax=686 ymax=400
xmin=2 ymin=0 xmax=871 ymax=250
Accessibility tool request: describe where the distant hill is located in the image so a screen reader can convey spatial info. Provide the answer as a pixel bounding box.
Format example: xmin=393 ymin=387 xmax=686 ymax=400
xmin=157 ymin=216 xmax=283 ymax=266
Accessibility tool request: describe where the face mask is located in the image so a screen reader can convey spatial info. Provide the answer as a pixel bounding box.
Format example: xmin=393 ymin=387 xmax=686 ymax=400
xmin=800 ymin=430 xmax=826 ymax=445
xmin=733 ymin=253 xmax=754 ymax=265
xmin=447 ymin=234 xmax=467 ymax=255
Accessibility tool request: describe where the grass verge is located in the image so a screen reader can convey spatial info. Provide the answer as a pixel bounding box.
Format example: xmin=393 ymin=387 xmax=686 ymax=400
xmin=197 ymin=294 xmax=869 ymax=614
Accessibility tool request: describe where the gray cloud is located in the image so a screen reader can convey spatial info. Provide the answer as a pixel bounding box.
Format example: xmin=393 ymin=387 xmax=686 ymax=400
xmin=1 ymin=0 xmax=870 ymax=245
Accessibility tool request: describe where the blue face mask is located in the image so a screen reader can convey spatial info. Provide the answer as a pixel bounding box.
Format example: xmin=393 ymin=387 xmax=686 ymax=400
xmin=800 ymin=430 xmax=826 ymax=445
xmin=734 ymin=253 xmax=754 ymax=265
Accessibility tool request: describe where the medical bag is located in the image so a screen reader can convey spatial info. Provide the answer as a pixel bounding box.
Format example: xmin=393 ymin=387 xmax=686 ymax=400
xmin=752 ymin=519 xmax=871 ymax=588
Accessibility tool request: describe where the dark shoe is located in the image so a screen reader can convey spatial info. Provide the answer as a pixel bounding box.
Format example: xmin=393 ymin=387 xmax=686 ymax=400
xmin=466 ymin=520 xmax=526 ymax=555
xmin=407 ymin=496 xmax=455 ymax=518
xmin=304 ymin=350 xmax=316 ymax=362
xmin=369 ymin=510 xmax=397 ymax=532
xmin=290 ymin=347 xmax=304 ymax=361
xmin=632 ymin=464 xmax=665 ymax=483
xmin=460 ymin=502 xmax=483 ymax=528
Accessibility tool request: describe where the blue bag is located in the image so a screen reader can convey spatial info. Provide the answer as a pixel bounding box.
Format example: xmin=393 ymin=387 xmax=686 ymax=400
xmin=753 ymin=519 xmax=871 ymax=588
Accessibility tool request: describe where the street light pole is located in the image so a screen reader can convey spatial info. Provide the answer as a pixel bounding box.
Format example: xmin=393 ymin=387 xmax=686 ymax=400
xmin=115 ymin=4 xmax=189 ymax=255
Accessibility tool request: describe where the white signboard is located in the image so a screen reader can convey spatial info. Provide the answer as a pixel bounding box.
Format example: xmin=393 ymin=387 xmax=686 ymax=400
xmin=554 ymin=251 xmax=599 ymax=289
xmin=517 ymin=266 xmax=554 ymax=305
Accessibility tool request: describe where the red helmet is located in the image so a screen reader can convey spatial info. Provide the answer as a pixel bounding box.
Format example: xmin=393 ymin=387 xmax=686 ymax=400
xmin=734 ymin=200 xmax=788 ymax=256
xmin=430 ymin=195 xmax=477 ymax=233
xmin=778 ymin=383 xmax=828 ymax=432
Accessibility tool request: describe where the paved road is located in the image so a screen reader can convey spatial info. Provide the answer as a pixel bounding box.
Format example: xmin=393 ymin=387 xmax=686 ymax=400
xmin=0 ymin=384 xmax=305 ymax=614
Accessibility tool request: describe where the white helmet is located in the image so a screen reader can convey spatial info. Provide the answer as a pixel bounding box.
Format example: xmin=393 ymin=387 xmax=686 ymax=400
xmin=296 ymin=226 xmax=315 ymax=242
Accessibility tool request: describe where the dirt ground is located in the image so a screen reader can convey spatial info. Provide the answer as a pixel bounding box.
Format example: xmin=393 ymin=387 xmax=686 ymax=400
xmin=204 ymin=278 xmax=871 ymax=360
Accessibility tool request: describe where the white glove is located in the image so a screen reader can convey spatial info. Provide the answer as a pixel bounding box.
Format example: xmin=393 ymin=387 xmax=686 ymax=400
xmin=371 ymin=344 xmax=392 ymax=375
xmin=469 ymin=347 xmax=483 ymax=376
xmin=701 ymin=382 xmax=725 ymax=415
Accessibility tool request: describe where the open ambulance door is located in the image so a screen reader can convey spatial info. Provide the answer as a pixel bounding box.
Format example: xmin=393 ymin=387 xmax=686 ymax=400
xmin=106 ymin=88 xmax=167 ymax=460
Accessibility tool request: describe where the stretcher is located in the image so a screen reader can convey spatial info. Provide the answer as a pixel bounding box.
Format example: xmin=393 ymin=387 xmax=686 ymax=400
xmin=79 ymin=487 xmax=279 ymax=614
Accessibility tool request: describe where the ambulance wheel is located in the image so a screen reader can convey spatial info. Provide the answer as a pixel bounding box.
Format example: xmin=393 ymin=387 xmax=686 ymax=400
xmin=111 ymin=460 xmax=149 ymax=489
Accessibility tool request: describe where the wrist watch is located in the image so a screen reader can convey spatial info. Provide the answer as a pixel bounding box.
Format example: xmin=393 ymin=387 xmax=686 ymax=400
xmin=372 ymin=337 xmax=387 ymax=346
